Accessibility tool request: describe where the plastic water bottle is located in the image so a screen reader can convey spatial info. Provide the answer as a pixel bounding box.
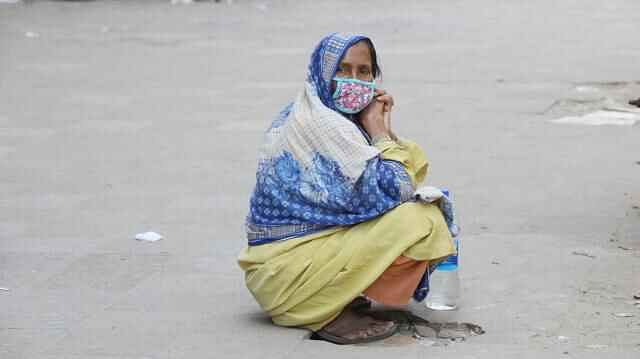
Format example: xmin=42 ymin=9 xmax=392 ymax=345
xmin=425 ymin=238 xmax=460 ymax=310
xmin=425 ymin=190 xmax=460 ymax=311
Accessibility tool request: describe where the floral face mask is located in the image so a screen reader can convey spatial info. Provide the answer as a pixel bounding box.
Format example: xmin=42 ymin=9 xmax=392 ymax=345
xmin=332 ymin=77 xmax=376 ymax=114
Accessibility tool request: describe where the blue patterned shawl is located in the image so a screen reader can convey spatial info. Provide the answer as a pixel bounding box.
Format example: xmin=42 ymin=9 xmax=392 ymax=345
xmin=246 ymin=33 xmax=416 ymax=245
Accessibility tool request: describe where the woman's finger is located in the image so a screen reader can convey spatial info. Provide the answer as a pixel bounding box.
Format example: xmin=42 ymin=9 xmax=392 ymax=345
xmin=375 ymin=94 xmax=394 ymax=108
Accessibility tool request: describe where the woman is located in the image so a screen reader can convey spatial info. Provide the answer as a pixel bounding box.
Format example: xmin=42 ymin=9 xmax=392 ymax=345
xmin=238 ymin=32 xmax=456 ymax=344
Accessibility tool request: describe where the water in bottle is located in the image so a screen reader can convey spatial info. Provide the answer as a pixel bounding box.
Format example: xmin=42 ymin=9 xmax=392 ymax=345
xmin=425 ymin=237 xmax=460 ymax=310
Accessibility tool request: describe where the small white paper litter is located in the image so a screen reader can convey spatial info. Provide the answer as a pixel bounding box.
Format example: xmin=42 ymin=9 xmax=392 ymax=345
xmin=585 ymin=344 xmax=608 ymax=350
xmin=0 ymin=287 xmax=9 ymax=291
xmin=557 ymin=335 xmax=569 ymax=342
xmin=135 ymin=232 xmax=163 ymax=242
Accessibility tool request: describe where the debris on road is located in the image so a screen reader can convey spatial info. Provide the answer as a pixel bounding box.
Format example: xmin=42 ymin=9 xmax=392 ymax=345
xmin=572 ymin=250 xmax=595 ymax=259
xmin=551 ymin=110 xmax=640 ymax=126
xmin=0 ymin=287 xmax=9 ymax=291
xmin=134 ymin=231 xmax=164 ymax=242
xmin=612 ymin=313 xmax=634 ymax=318
xmin=546 ymin=83 xmax=640 ymax=126
xmin=585 ymin=344 xmax=608 ymax=350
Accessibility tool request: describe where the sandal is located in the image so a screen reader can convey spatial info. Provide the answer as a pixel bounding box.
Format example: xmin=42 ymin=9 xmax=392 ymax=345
xmin=310 ymin=308 xmax=397 ymax=345
xmin=311 ymin=320 xmax=397 ymax=345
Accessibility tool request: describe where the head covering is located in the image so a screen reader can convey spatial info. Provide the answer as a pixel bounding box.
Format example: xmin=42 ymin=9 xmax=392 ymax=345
xmin=306 ymin=33 xmax=370 ymax=110
xmin=246 ymin=33 xmax=414 ymax=245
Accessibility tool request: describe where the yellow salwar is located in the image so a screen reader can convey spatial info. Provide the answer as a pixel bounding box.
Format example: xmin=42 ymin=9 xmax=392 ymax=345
xmin=237 ymin=138 xmax=455 ymax=331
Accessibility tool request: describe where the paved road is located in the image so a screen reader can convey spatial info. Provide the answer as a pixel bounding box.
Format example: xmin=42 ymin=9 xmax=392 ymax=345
xmin=1 ymin=0 xmax=639 ymax=358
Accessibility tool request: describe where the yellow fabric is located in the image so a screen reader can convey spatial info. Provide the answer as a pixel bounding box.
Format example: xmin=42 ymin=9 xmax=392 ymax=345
xmin=374 ymin=137 xmax=429 ymax=187
xmin=237 ymin=139 xmax=454 ymax=331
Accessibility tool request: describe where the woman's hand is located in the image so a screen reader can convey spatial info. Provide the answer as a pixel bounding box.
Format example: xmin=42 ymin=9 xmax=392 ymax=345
xmin=375 ymin=88 xmax=397 ymax=140
xmin=375 ymin=88 xmax=394 ymax=114
xmin=358 ymin=88 xmax=397 ymax=141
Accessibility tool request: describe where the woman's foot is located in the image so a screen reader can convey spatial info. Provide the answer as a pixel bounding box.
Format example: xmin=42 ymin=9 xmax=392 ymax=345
xmin=311 ymin=306 xmax=397 ymax=344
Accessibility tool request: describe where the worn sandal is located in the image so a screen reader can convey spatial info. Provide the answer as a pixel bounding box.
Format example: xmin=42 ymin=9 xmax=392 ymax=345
xmin=310 ymin=326 xmax=398 ymax=345
xmin=310 ymin=322 xmax=397 ymax=345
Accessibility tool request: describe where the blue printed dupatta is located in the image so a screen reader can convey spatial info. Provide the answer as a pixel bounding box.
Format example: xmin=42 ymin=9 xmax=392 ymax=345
xmin=245 ymin=33 xmax=416 ymax=245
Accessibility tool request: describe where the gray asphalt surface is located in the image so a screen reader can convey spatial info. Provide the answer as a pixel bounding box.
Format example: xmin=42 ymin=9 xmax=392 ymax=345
xmin=1 ymin=0 xmax=639 ymax=358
